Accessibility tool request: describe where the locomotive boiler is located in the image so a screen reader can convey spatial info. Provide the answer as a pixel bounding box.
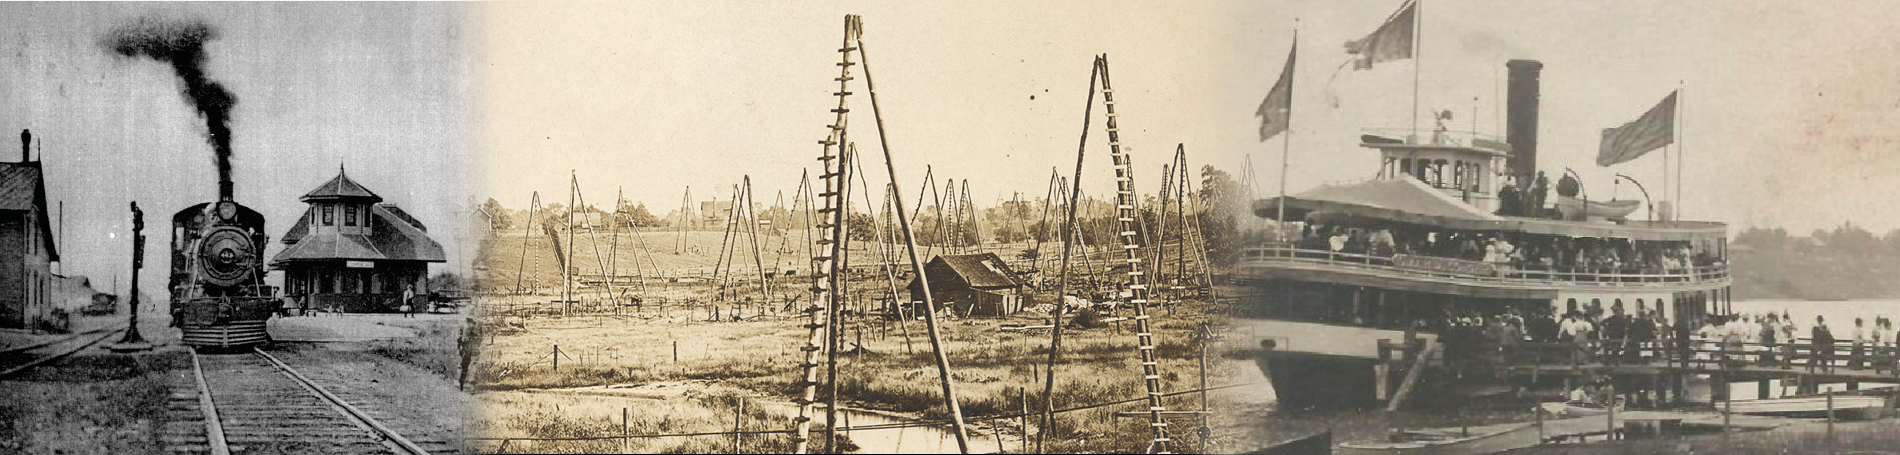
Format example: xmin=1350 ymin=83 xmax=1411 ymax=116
xmin=170 ymin=179 xmax=276 ymax=348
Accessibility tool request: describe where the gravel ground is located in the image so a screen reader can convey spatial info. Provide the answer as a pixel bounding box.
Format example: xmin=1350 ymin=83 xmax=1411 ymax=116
xmin=268 ymin=341 xmax=478 ymax=453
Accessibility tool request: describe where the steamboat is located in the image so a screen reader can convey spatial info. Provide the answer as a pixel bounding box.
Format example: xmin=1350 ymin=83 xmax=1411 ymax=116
xmin=1239 ymin=60 xmax=1733 ymax=411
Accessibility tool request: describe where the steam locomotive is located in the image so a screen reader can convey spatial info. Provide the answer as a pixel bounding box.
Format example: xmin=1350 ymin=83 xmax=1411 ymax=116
xmin=170 ymin=180 xmax=277 ymax=348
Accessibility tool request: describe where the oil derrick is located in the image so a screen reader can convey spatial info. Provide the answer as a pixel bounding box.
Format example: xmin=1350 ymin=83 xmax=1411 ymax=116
xmin=790 ymin=15 xmax=970 ymax=454
xmin=789 ymin=16 xmax=860 ymax=453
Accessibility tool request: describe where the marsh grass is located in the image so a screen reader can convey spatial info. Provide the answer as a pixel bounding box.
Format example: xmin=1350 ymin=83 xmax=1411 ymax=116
xmin=472 ymin=290 xmax=1251 ymax=453
xmin=478 ymin=390 xmax=814 ymax=454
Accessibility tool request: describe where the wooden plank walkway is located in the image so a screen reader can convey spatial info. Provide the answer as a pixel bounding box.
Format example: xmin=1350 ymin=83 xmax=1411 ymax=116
xmin=1489 ymin=340 xmax=1900 ymax=384
xmin=1378 ymin=410 xmax=1798 ymax=448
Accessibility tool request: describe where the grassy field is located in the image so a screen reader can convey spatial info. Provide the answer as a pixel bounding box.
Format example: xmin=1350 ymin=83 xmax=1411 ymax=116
xmin=0 ymin=350 xmax=187 ymax=455
xmin=365 ymin=316 xmax=470 ymax=381
xmin=468 ymin=284 xmax=1252 ymax=453
xmin=473 ymin=390 xmax=802 ymax=454
xmin=474 ymin=229 xmax=1150 ymax=293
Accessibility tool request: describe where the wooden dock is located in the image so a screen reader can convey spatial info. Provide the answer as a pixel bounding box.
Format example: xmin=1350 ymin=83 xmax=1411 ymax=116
xmin=1464 ymin=339 xmax=1900 ymax=399
xmin=1378 ymin=410 xmax=1800 ymax=448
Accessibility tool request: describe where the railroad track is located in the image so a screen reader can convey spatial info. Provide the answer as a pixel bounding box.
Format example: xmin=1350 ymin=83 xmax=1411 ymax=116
xmin=162 ymin=347 xmax=446 ymax=455
xmin=0 ymin=323 xmax=128 ymax=378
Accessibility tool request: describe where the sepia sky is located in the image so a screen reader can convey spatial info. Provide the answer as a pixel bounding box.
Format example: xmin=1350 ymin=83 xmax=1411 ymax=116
xmin=484 ymin=0 xmax=1900 ymax=237
xmin=1231 ymin=0 xmax=1900 ymax=235
xmin=479 ymin=0 xmax=1261 ymax=219
xmin=10 ymin=0 xmax=1900 ymax=298
xmin=0 ymin=2 xmax=480 ymax=296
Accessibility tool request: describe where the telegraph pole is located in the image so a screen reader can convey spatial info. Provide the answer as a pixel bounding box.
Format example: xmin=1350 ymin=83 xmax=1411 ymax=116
xmin=109 ymin=202 xmax=151 ymax=352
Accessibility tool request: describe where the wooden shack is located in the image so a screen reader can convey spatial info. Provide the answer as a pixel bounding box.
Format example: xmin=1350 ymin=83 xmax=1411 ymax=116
xmin=905 ymin=252 xmax=1029 ymax=317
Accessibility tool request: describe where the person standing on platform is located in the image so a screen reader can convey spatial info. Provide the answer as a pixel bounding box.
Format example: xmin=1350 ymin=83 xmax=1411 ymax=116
xmin=1720 ymin=315 xmax=1747 ymax=365
xmin=401 ymin=285 xmax=417 ymax=318
xmin=1629 ymin=308 xmax=1656 ymax=363
xmin=1873 ymin=318 xmax=1891 ymax=373
xmin=1782 ymin=311 xmax=1798 ymax=344
xmin=1852 ymin=318 xmax=1868 ymax=369
xmin=1812 ymin=316 xmax=1836 ymax=374
xmin=1561 ymin=312 xmax=1591 ymax=363
xmin=1529 ymin=307 xmax=1560 ymax=343
xmin=1498 ymin=183 xmax=1521 ymax=216
xmin=457 ymin=317 xmax=483 ymax=391
xmin=1531 ymin=171 xmax=1551 ymax=217
xmin=1603 ymin=303 xmax=1630 ymax=365
xmin=1759 ymin=314 xmax=1780 ymax=366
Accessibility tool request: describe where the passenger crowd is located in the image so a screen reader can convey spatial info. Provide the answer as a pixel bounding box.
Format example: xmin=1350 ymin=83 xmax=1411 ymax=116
xmin=1434 ymin=299 xmax=1898 ymax=373
xmin=1435 ymin=298 xmax=1671 ymax=367
xmin=1288 ymin=223 xmax=1723 ymax=277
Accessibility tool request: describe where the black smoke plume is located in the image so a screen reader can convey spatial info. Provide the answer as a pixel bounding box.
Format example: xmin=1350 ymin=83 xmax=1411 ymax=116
xmin=103 ymin=17 xmax=238 ymax=198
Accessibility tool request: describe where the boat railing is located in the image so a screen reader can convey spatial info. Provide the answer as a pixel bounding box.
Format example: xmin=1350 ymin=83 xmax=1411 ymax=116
xmin=1238 ymin=246 xmax=1729 ymax=287
xmin=1496 ymin=338 xmax=1900 ymax=377
xmin=1360 ymin=127 xmax=1511 ymax=153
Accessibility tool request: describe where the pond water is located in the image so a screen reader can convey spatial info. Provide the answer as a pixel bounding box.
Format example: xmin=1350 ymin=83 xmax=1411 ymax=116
xmin=753 ymin=401 xmax=1011 ymax=454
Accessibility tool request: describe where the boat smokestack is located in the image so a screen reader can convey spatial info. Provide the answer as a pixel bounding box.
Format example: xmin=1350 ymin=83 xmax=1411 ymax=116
xmin=1506 ymin=59 xmax=1542 ymax=184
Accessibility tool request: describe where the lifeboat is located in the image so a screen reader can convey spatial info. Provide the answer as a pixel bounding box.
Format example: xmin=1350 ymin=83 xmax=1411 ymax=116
xmin=1553 ymin=195 xmax=1642 ymax=221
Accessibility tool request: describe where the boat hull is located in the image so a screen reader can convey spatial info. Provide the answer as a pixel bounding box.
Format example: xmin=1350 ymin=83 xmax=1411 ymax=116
xmin=1259 ymin=350 xmax=1383 ymax=412
xmin=1537 ymin=401 xmax=1622 ymax=418
xmin=1257 ymin=430 xmax=1333 ymax=455
xmin=1336 ymin=423 xmax=1541 ymax=455
xmin=1727 ymin=396 xmax=1887 ymax=420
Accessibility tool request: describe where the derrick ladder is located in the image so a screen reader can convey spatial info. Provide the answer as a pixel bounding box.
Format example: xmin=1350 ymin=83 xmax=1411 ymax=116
xmin=1099 ymin=54 xmax=1171 ymax=454
xmin=791 ymin=14 xmax=860 ymax=455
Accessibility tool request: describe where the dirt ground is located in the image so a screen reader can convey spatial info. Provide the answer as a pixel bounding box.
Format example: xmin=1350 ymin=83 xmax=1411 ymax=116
xmin=0 ymin=303 xmax=477 ymax=455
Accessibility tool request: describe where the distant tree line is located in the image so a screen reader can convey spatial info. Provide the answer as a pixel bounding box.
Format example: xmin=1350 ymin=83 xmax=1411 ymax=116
xmin=1732 ymin=221 xmax=1900 ymax=256
xmin=468 ymin=165 xmax=1245 ymax=263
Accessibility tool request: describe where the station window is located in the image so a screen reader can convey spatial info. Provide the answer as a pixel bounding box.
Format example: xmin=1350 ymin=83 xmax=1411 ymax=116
xmin=345 ymin=205 xmax=358 ymax=226
xmin=322 ymin=205 xmax=335 ymax=226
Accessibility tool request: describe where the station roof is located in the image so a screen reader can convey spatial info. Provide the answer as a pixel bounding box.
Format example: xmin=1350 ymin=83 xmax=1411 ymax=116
xmin=0 ymin=162 xmax=57 ymax=260
xmin=299 ymin=168 xmax=383 ymax=203
xmin=274 ymin=204 xmax=445 ymax=264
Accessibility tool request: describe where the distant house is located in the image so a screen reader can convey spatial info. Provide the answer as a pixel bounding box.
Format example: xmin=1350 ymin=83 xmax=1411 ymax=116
xmin=464 ymin=205 xmax=495 ymax=237
xmin=272 ymin=169 xmax=446 ymax=312
xmin=0 ymin=135 xmax=59 ymax=329
xmin=700 ymin=200 xmax=733 ymax=229
xmin=905 ymin=252 xmax=1030 ymax=317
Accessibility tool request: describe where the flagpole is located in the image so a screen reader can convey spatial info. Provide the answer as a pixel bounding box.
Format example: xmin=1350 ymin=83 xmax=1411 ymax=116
xmin=1411 ymin=0 xmax=1422 ymax=142
xmin=1676 ymin=82 xmax=1684 ymax=219
xmin=1278 ymin=25 xmax=1297 ymax=240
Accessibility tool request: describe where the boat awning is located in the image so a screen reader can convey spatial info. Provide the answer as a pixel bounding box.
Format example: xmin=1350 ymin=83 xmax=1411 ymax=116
xmin=1254 ymin=178 xmax=1727 ymax=241
xmin=1254 ymin=178 xmax=1506 ymax=227
xmin=1502 ymin=218 xmax=1729 ymax=242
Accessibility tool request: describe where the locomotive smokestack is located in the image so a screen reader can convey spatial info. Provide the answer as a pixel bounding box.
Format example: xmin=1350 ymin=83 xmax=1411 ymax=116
xmin=1505 ymin=60 xmax=1542 ymax=183
xmin=19 ymin=129 xmax=28 ymax=162
xmin=102 ymin=17 xmax=238 ymax=201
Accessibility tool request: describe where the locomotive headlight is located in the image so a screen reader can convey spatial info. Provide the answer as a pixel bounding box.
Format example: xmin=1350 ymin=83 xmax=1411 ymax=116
xmin=217 ymin=201 xmax=238 ymax=221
